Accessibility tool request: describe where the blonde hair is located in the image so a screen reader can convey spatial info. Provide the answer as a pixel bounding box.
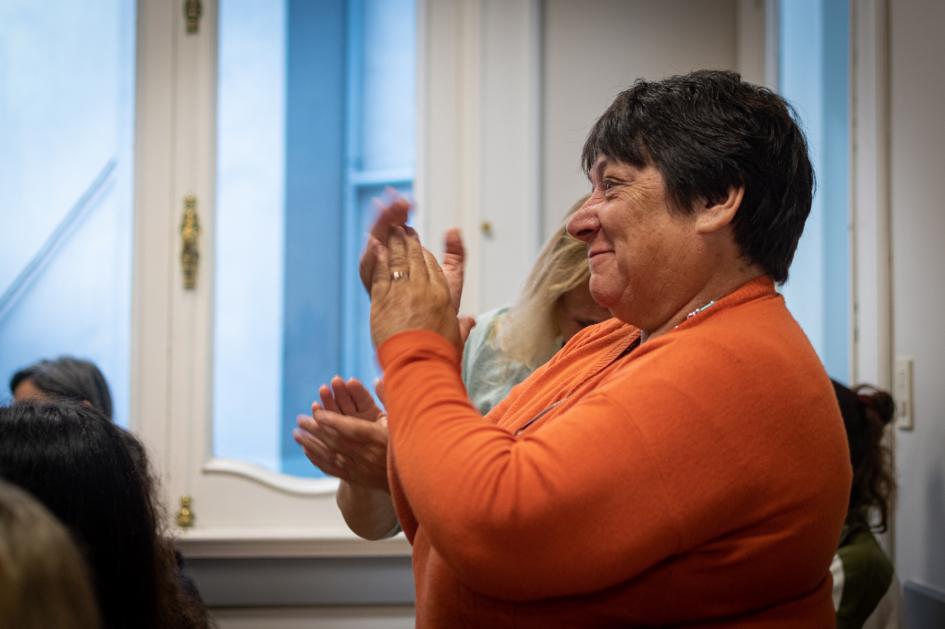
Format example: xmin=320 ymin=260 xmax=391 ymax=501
xmin=0 ymin=480 xmax=101 ymax=629
xmin=496 ymin=196 xmax=593 ymax=369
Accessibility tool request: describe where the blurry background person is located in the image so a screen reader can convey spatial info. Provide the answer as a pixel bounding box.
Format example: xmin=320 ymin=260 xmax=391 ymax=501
xmin=0 ymin=402 xmax=209 ymax=629
xmin=293 ymin=204 xmax=609 ymax=539
xmin=10 ymin=356 xmax=113 ymax=420
xmin=8 ymin=356 xmax=209 ymax=619
xmin=831 ymin=381 xmax=899 ymax=629
xmin=0 ymin=479 xmax=101 ymax=629
xmin=463 ymin=196 xmax=610 ymax=414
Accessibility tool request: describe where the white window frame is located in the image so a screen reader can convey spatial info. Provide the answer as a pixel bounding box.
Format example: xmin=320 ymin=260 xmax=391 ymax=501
xmin=130 ymin=0 xmax=541 ymax=557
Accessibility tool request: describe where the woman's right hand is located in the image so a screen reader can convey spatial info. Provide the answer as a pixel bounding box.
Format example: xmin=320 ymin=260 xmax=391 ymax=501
xmin=293 ymin=377 xmax=391 ymax=492
xmin=358 ymin=189 xmax=467 ymax=314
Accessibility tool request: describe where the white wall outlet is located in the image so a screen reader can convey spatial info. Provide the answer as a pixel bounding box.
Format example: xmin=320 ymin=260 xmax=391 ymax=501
xmin=894 ymin=356 xmax=914 ymax=430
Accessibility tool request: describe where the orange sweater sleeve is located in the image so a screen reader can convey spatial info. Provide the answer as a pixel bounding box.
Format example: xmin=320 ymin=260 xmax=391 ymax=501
xmin=380 ymin=321 xmax=850 ymax=603
xmin=378 ymin=330 xmax=681 ymax=600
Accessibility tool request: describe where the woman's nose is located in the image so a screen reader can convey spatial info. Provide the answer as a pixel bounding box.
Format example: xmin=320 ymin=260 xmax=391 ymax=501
xmin=567 ymin=199 xmax=599 ymax=243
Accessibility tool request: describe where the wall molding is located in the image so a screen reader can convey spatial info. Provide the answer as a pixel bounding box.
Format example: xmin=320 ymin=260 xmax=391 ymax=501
xmin=185 ymin=555 xmax=414 ymax=607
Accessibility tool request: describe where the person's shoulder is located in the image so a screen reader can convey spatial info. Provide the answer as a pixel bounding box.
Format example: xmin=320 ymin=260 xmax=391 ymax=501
xmin=463 ymin=305 xmax=515 ymax=383
xmin=475 ymin=305 xmax=509 ymax=326
xmin=464 ymin=306 xmax=508 ymax=355
xmin=838 ymin=528 xmax=894 ymax=585
xmin=836 ymin=528 xmax=895 ymax=627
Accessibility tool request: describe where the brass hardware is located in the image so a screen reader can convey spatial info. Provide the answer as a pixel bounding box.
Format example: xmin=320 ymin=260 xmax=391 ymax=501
xmin=176 ymin=495 xmax=195 ymax=528
xmin=184 ymin=0 xmax=202 ymax=34
xmin=180 ymin=195 xmax=201 ymax=290
xmin=480 ymin=221 xmax=494 ymax=237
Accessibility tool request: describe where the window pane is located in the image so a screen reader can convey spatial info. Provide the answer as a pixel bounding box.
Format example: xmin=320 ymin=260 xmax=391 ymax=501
xmin=0 ymin=0 xmax=136 ymax=425
xmin=779 ymin=0 xmax=850 ymax=381
xmin=213 ymin=0 xmax=416 ymax=477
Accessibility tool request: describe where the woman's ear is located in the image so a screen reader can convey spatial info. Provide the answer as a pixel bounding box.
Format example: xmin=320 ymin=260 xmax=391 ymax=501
xmin=695 ymin=186 xmax=744 ymax=234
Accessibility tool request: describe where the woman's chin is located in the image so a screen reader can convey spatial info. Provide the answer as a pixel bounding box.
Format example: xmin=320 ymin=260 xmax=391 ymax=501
xmin=588 ymin=283 xmax=619 ymax=310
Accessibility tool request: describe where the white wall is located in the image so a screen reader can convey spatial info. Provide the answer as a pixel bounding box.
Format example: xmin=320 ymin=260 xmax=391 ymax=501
xmin=889 ymin=0 xmax=945 ymax=595
xmin=541 ymin=0 xmax=738 ymax=238
xmin=423 ymin=0 xmax=752 ymax=314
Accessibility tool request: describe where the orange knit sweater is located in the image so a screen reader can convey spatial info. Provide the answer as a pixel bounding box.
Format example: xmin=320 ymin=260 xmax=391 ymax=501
xmin=379 ymin=276 xmax=851 ymax=627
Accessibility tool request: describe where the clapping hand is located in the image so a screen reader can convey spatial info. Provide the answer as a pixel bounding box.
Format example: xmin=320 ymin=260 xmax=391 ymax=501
xmin=358 ymin=189 xmax=467 ymax=316
xmin=293 ymin=377 xmax=391 ymax=492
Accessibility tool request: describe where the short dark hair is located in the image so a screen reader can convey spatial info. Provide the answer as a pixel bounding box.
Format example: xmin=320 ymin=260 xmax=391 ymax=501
xmin=0 ymin=402 xmax=206 ymax=629
xmin=10 ymin=356 xmax=113 ymax=420
xmin=581 ymin=70 xmax=814 ymax=283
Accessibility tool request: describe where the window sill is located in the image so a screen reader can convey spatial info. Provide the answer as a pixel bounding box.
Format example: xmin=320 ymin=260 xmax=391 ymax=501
xmin=174 ymin=526 xmax=411 ymax=559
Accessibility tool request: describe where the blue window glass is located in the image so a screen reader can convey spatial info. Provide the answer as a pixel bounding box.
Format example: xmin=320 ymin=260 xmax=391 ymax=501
xmin=779 ymin=0 xmax=851 ymax=381
xmin=213 ymin=0 xmax=416 ymax=477
xmin=0 ymin=0 xmax=136 ymax=425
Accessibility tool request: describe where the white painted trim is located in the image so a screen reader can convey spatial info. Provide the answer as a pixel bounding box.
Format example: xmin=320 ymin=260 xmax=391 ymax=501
xmin=850 ymin=0 xmax=894 ymax=563
xmin=850 ymin=0 xmax=892 ymax=389
xmin=175 ymin=528 xmax=411 ymax=559
xmin=202 ymin=459 xmax=339 ymax=496
xmin=131 ymin=0 xmax=176 ymax=500
xmin=415 ymin=0 xmax=543 ymax=314
xmin=415 ymin=0 xmax=483 ymax=313
xmin=478 ymin=0 xmax=543 ymax=311
xmin=166 ymin=0 xmax=218 ymax=513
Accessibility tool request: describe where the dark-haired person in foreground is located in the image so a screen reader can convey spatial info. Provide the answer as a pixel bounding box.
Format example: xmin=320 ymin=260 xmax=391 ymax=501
xmin=0 ymin=402 xmax=210 ymax=629
xmin=359 ymin=70 xmax=851 ymax=625
xmin=831 ymin=382 xmax=899 ymax=629
xmin=9 ymin=355 xmax=210 ymax=618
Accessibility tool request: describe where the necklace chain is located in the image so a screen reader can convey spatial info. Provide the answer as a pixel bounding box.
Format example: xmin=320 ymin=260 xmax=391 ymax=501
xmin=676 ymin=299 xmax=716 ymax=328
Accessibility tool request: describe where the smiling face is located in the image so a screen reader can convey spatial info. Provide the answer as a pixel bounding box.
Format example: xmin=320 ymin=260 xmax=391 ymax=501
xmin=567 ymin=157 xmax=705 ymax=331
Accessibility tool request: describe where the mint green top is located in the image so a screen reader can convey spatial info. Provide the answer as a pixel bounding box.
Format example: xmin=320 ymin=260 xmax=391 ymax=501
xmin=461 ymin=307 xmax=550 ymax=415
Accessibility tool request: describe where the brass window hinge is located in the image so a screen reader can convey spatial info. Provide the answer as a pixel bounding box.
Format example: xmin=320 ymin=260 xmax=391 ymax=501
xmin=176 ymin=495 xmax=195 ymax=528
xmin=180 ymin=195 xmax=201 ymax=290
xmin=184 ymin=0 xmax=202 ymax=34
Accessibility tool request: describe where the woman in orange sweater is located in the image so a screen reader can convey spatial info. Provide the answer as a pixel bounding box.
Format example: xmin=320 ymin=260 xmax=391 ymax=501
xmin=361 ymin=70 xmax=851 ymax=627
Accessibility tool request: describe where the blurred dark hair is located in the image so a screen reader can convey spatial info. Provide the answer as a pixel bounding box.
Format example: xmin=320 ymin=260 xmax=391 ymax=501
xmin=10 ymin=356 xmax=113 ymax=420
xmin=0 ymin=402 xmax=206 ymax=629
xmin=581 ymin=69 xmax=814 ymax=283
xmin=832 ymin=381 xmax=896 ymax=532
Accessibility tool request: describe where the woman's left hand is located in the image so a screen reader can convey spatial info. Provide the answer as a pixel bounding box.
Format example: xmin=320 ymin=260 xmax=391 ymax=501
xmin=369 ymin=223 xmax=462 ymax=352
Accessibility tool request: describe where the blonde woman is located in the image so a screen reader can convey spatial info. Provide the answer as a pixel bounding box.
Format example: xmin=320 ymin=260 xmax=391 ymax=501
xmin=463 ymin=196 xmax=610 ymax=413
xmin=0 ymin=480 xmax=101 ymax=629
xmin=294 ymin=198 xmax=609 ymax=538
